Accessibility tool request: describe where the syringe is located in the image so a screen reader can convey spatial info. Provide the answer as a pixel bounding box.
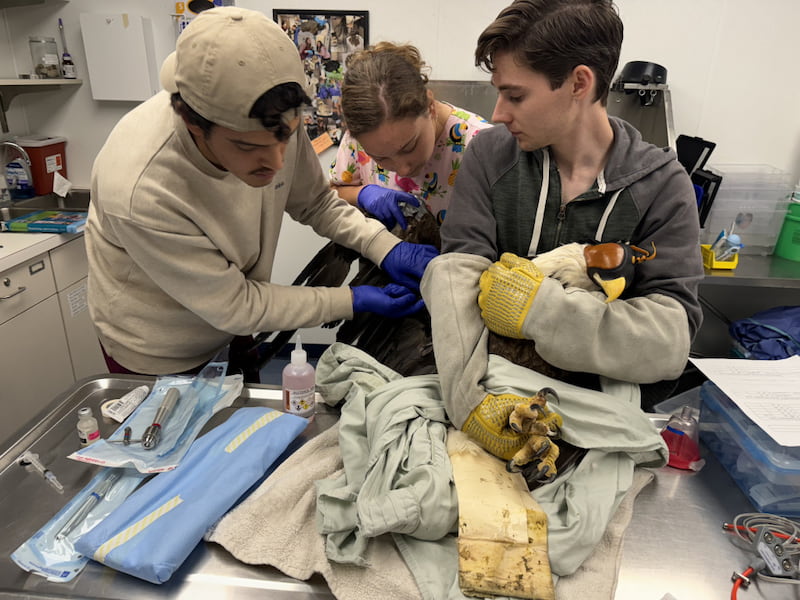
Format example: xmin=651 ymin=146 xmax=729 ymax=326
xmin=18 ymin=451 xmax=64 ymax=493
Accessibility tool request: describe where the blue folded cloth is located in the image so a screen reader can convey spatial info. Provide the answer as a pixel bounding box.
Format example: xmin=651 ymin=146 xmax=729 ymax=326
xmin=729 ymin=305 xmax=800 ymax=360
xmin=75 ymin=407 xmax=308 ymax=584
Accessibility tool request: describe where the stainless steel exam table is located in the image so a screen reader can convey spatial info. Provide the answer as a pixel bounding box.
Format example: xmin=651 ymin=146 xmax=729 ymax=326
xmin=0 ymin=376 xmax=795 ymax=600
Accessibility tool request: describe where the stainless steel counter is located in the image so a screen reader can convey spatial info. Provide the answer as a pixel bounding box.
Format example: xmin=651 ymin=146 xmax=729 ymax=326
xmin=616 ymin=451 xmax=800 ymax=600
xmin=1 ymin=376 xmax=797 ymax=599
xmin=0 ymin=376 xmax=339 ymax=599
xmin=702 ymin=254 xmax=800 ymax=288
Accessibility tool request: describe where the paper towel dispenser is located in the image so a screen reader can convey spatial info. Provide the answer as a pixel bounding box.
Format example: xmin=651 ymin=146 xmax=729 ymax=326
xmin=79 ymin=13 xmax=160 ymax=102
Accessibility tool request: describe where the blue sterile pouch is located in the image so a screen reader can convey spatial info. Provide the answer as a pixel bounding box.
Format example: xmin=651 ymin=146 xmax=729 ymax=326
xmin=11 ymin=467 xmax=149 ymax=582
xmin=68 ymin=362 xmax=242 ymax=473
xmin=74 ymin=407 xmax=308 ymax=584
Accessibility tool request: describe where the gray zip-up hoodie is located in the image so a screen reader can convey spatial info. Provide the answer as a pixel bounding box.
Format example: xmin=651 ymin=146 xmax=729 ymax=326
xmin=439 ymin=117 xmax=703 ymax=387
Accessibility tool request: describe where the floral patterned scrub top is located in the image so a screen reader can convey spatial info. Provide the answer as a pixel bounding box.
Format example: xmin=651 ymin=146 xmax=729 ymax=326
xmin=329 ymin=104 xmax=492 ymax=223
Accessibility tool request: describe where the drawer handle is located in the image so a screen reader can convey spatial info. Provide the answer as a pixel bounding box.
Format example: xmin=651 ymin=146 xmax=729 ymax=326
xmin=0 ymin=285 xmax=27 ymax=300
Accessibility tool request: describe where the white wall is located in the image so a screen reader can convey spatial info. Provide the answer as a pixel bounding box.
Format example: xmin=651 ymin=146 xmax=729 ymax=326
xmin=1 ymin=0 xmax=799 ymax=343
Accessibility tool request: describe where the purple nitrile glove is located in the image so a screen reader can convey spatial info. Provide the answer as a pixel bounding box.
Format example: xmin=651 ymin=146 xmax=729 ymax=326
xmin=351 ymin=283 xmax=425 ymax=318
xmin=357 ymin=184 xmax=420 ymax=230
xmin=380 ymin=241 xmax=439 ymax=290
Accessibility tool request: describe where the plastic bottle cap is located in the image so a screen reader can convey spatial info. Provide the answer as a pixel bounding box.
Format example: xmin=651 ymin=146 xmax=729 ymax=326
xmin=291 ymin=336 xmax=307 ymax=365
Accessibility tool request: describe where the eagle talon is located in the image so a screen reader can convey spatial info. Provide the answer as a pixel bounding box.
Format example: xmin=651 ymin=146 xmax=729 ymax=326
xmin=506 ymin=458 xmax=522 ymax=473
xmin=533 ymin=438 xmax=551 ymax=458
xmin=537 ymin=387 xmax=558 ymax=403
xmin=532 ymin=463 xmax=557 ymax=483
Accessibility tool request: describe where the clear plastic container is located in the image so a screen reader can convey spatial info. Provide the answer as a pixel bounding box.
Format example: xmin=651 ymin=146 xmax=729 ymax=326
xmin=29 ymin=37 xmax=61 ymax=79
xmin=702 ymin=164 xmax=792 ymax=255
xmin=700 ymin=382 xmax=800 ymax=516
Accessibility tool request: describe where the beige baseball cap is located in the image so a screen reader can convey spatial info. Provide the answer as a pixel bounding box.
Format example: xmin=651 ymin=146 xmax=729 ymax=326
xmin=160 ymin=6 xmax=306 ymax=132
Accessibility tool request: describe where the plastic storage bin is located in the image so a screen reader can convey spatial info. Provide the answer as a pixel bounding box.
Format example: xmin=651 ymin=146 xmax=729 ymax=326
xmin=16 ymin=135 xmax=67 ymax=196
xmin=701 ymin=164 xmax=791 ymax=256
xmin=774 ymin=191 xmax=800 ymax=262
xmin=700 ymin=244 xmax=739 ymax=269
xmin=700 ymin=381 xmax=800 ymax=517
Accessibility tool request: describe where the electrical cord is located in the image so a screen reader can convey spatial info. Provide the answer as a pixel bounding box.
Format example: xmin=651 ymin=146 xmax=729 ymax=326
xmin=698 ymin=293 xmax=733 ymax=326
xmin=725 ymin=512 xmax=800 ymax=599
xmin=731 ymin=566 xmax=754 ymax=600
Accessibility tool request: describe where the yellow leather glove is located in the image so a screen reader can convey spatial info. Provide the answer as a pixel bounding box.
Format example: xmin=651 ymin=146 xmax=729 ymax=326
xmin=462 ymin=389 xmax=563 ymax=480
xmin=478 ymin=253 xmax=545 ymax=339
xmin=462 ymin=394 xmax=532 ymax=461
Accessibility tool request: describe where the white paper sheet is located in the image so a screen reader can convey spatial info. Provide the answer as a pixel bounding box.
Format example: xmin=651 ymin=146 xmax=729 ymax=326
xmin=689 ymin=355 xmax=800 ymax=446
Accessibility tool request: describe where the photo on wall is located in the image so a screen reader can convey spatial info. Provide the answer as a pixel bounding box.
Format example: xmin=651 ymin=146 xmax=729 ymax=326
xmin=273 ymin=9 xmax=369 ymax=150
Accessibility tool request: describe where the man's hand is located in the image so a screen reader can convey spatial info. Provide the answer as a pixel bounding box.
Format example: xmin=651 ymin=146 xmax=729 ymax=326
xmin=381 ymin=241 xmax=439 ymax=290
xmin=357 ymin=184 xmax=420 ymax=230
xmin=352 ymin=283 xmax=424 ymax=317
xmin=478 ymin=253 xmax=545 ymax=339
xmin=461 ymin=388 xmax=562 ymax=482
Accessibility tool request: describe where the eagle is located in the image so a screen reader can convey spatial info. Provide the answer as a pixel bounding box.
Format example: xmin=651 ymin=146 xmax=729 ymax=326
xmin=243 ymin=201 xmax=655 ymax=381
xmin=241 ymin=203 xmax=655 ymax=486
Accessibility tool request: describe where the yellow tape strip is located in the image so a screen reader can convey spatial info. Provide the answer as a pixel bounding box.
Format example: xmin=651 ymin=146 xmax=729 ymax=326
xmin=94 ymin=495 xmax=183 ymax=562
xmin=225 ymin=410 xmax=282 ymax=453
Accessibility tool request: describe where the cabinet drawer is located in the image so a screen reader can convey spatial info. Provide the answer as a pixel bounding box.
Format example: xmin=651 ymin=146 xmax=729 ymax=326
xmin=0 ymin=254 xmax=56 ymax=325
xmin=0 ymin=294 xmax=73 ymax=448
xmin=50 ymin=236 xmax=88 ymax=291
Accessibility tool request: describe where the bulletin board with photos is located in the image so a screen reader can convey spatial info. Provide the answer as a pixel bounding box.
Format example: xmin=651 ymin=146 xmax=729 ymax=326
xmin=273 ymin=9 xmax=369 ymax=151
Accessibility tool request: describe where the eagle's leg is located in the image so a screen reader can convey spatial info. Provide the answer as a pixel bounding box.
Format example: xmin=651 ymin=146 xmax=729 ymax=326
xmin=506 ymin=435 xmax=561 ymax=482
xmin=504 ymin=387 xmax=563 ymax=481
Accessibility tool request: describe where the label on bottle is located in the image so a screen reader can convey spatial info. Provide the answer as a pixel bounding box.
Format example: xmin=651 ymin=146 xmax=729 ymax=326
xmin=283 ymin=386 xmax=315 ymax=417
xmin=78 ymin=428 xmax=100 ymax=446
xmin=62 ymin=63 xmax=76 ymax=79
xmin=5 ymin=162 xmax=31 ymax=187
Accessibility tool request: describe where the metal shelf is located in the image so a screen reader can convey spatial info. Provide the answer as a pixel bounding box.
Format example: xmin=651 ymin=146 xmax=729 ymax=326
xmin=701 ymin=254 xmax=800 ymax=289
xmin=0 ymin=78 xmax=82 ymax=132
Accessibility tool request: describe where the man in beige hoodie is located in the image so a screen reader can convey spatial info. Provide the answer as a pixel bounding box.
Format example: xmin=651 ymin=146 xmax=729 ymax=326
xmin=86 ymin=7 xmax=436 ymax=377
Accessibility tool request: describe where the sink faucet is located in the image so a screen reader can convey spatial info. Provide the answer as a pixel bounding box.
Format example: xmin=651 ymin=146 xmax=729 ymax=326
xmin=0 ymin=141 xmax=34 ymax=204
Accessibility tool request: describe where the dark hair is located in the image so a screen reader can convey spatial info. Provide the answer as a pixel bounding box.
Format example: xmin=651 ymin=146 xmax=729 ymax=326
xmin=171 ymin=82 xmax=311 ymax=140
xmin=475 ymin=0 xmax=623 ymax=105
xmin=341 ymin=42 xmax=430 ymax=137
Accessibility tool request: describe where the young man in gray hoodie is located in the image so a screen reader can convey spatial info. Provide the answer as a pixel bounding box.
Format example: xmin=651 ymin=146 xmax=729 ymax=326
xmin=424 ymin=0 xmax=704 ymax=468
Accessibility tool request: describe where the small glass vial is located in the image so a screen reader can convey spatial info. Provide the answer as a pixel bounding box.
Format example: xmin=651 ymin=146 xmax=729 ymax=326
xmin=29 ymin=36 xmax=60 ymax=79
xmin=77 ymin=407 xmax=100 ymax=446
xmin=61 ymin=52 xmax=77 ymax=79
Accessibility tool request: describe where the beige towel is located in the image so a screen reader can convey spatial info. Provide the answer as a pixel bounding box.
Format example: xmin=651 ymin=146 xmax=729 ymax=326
xmin=555 ymin=469 xmax=654 ymax=599
xmin=206 ymin=423 xmax=422 ymax=600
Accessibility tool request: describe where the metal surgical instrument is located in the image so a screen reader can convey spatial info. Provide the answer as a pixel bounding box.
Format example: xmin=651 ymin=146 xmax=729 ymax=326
xmin=55 ymin=470 xmax=121 ymax=540
xmin=141 ymin=387 xmax=180 ymax=450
